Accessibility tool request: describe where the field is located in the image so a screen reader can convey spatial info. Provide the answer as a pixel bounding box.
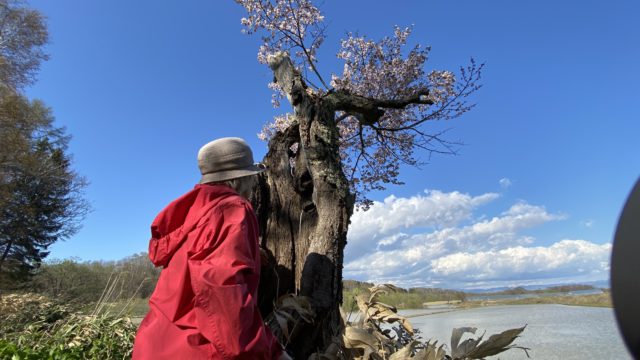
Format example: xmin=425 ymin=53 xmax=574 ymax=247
xmin=469 ymin=292 xmax=612 ymax=308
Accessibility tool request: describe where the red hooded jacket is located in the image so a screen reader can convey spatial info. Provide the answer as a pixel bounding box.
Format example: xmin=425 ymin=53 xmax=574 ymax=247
xmin=132 ymin=184 xmax=282 ymax=359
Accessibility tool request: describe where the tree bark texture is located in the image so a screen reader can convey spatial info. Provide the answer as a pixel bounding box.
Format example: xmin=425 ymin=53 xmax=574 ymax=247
xmin=254 ymin=53 xmax=355 ymax=359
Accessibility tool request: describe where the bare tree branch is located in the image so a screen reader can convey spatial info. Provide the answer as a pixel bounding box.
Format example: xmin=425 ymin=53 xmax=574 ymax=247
xmin=326 ymin=88 xmax=433 ymax=126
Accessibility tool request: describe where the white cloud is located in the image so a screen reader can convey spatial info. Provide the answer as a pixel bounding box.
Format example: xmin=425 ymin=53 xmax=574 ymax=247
xmin=394 ymin=202 xmax=565 ymax=255
xmin=430 ymin=240 xmax=611 ymax=282
xmin=344 ymin=189 xmax=609 ymax=289
xmin=376 ymin=232 xmax=409 ymax=250
xmin=499 ymin=178 xmax=512 ymax=188
xmin=346 ymin=190 xmax=498 ymax=261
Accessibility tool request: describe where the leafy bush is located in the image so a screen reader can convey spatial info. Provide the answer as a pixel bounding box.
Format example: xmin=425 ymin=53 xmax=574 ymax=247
xmin=0 ymin=293 xmax=137 ymax=359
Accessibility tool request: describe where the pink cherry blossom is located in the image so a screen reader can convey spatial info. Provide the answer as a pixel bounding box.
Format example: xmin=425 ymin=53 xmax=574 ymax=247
xmin=239 ymin=0 xmax=483 ymax=206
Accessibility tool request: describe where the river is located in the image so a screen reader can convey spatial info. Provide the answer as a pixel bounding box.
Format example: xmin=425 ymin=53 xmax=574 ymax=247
xmin=398 ymin=304 xmax=631 ymax=359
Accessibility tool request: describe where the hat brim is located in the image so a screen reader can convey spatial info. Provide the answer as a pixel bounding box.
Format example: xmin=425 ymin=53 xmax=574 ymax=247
xmin=199 ymin=163 xmax=266 ymax=184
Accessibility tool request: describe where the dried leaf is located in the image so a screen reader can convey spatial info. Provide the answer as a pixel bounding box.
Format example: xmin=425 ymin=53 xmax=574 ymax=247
xmin=355 ymin=294 xmax=371 ymax=321
xmin=413 ymin=340 xmax=442 ymax=360
xmin=368 ymin=302 xmax=414 ymax=334
xmin=343 ymin=326 xmax=379 ymax=354
xmin=277 ymin=294 xmax=315 ymax=323
xmin=389 ymin=340 xmax=418 ymax=360
xmin=467 ymin=325 xmax=529 ymax=359
xmin=455 ymin=335 xmax=484 ymax=359
xmin=370 ymin=300 xmax=398 ymax=313
xmin=451 ymin=326 xmax=477 ymax=357
xmin=413 ymin=347 xmax=433 ymax=360
xmin=368 ymin=284 xmax=404 ymax=303
xmin=435 ymin=343 xmax=446 ymax=360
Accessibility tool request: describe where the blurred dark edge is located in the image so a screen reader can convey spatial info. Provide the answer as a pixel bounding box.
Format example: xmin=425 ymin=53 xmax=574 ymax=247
xmin=612 ymin=177 xmax=640 ymax=359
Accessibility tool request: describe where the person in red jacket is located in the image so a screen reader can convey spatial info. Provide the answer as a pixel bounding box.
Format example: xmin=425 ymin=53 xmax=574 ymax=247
xmin=132 ymin=137 xmax=290 ymax=360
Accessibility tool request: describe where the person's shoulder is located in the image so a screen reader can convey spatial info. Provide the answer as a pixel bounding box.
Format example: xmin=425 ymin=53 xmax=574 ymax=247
xmin=217 ymin=192 xmax=251 ymax=208
xmin=214 ymin=195 xmax=253 ymax=221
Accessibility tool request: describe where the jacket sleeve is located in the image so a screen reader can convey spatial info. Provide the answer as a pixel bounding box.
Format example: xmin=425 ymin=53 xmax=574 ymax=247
xmin=187 ymin=201 xmax=282 ymax=360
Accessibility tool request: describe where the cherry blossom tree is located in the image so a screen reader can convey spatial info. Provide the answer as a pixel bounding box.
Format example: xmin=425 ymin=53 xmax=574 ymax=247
xmin=236 ymin=1 xmax=482 ymax=357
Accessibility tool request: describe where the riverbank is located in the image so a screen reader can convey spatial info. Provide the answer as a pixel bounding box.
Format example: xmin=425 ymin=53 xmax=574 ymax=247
xmin=463 ymin=292 xmax=612 ymax=308
xmin=402 ymin=292 xmax=612 ymax=320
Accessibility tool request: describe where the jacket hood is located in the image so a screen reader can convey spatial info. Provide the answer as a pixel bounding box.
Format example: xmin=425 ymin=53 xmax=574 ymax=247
xmin=148 ymin=184 xmax=237 ymax=267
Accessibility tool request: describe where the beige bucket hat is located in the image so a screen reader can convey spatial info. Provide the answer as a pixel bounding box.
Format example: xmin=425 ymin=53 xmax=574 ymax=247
xmin=197 ymin=137 xmax=266 ymax=183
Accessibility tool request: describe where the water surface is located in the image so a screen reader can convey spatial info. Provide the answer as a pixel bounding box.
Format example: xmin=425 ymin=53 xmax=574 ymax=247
xmin=399 ymin=305 xmax=630 ymax=359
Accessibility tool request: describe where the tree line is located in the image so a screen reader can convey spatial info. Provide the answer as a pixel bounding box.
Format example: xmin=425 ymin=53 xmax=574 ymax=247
xmin=342 ymin=279 xmax=467 ymax=311
xmin=27 ymin=253 xmax=160 ymax=304
xmin=23 ymin=256 xmax=472 ymax=310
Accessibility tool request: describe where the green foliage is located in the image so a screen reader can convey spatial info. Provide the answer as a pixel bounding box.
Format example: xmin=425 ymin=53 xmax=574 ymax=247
xmin=0 ymin=293 xmax=137 ymax=359
xmin=0 ymin=314 xmax=137 ymax=359
xmin=0 ymin=0 xmax=49 ymax=90
xmin=343 ymin=280 xmax=466 ymax=310
xmin=34 ymin=258 xmax=107 ymax=304
xmin=0 ymin=83 xmax=89 ymax=286
xmin=0 ymin=0 xmax=88 ymax=288
xmin=30 ymin=254 xmax=160 ymax=304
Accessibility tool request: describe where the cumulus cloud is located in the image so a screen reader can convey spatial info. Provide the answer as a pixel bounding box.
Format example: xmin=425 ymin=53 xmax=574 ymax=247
xmin=344 ymin=189 xmax=609 ymax=289
xmin=346 ymin=190 xmax=498 ymax=261
xmin=430 ymin=240 xmax=611 ymax=282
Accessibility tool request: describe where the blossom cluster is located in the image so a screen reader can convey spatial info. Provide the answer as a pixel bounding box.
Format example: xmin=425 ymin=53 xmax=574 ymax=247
xmin=267 ymin=81 xmax=284 ymax=108
xmin=236 ymin=0 xmax=325 ymax=73
xmin=427 ymin=70 xmax=456 ymax=104
xmin=257 ymin=112 xmax=295 ymax=141
xmin=330 ymin=26 xmax=465 ymax=205
xmin=332 ymin=26 xmax=429 ymax=99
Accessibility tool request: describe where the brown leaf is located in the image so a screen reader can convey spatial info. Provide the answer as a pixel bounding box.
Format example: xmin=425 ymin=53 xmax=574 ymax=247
xmin=413 ymin=341 xmax=441 ymax=360
xmin=368 ymin=284 xmax=404 ymax=303
xmin=467 ymin=325 xmax=529 ymax=359
xmin=343 ymin=326 xmax=380 ymax=353
xmin=389 ymin=340 xmax=418 ymax=360
xmin=450 ymin=326 xmax=478 ymax=357
xmin=368 ymin=303 xmax=414 ymax=334
xmin=277 ymin=294 xmax=315 ymax=323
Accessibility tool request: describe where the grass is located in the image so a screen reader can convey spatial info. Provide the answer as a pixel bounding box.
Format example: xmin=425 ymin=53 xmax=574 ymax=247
xmin=464 ymin=292 xmax=612 ymax=308
xmin=95 ymin=297 xmax=149 ymax=318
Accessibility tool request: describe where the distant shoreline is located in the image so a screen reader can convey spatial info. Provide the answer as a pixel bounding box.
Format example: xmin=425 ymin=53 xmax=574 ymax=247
xmin=342 ymin=280 xmax=611 ymax=311
xmin=400 ymin=292 xmax=612 ymax=320
xmin=462 ymin=292 xmax=612 ymax=309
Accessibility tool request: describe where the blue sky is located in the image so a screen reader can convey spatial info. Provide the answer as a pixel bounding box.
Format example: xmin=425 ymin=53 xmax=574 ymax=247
xmin=26 ymin=1 xmax=639 ymax=289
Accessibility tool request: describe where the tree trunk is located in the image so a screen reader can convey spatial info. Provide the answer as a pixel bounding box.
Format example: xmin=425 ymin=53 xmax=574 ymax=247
xmin=254 ymin=53 xmax=355 ymax=359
